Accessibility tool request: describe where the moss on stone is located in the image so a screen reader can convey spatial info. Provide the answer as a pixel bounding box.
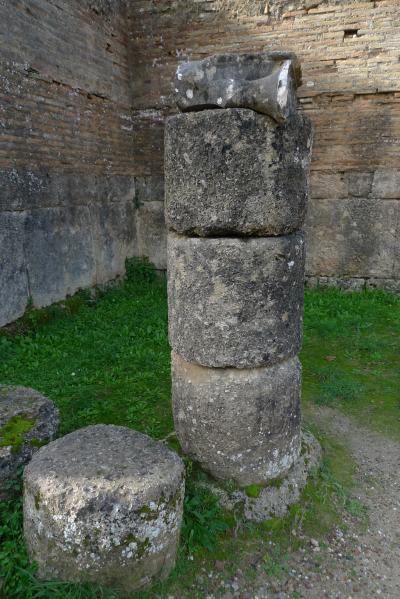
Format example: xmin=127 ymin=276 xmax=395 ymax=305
xmin=82 ymin=535 xmax=91 ymax=548
xmin=29 ymin=438 xmax=47 ymax=449
xmin=139 ymin=504 xmax=159 ymax=521
xmin=136 ymin=537 xmax=150 ymax=559
xmin=218 ymin=478 xmax=237 ymax=494
xmin=34 ymin=491 xmax=41 ymax=510
xmin=242 ymin=475 xmax=285 ymax=498
xmin=301 ymin=439 xmax=311 ymax=457
xmin=165 ymin=489 xmax=182 ymax=510
xmin=267 ymin=476 xmax=284 ymax=489
xmin=123 ymin=533 xmax=137 ymax=545
xmin=121 ymin=533 xmax=151 ymax=559
xmin=0 ymin=415 xmax=36 ymax=454
xmin=244 ymin=484 xmax=262 ymax=498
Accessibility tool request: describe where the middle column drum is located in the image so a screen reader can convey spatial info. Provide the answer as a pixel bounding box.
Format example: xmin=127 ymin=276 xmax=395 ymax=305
xmin=167 ymin=231 xmax=305 ymax=369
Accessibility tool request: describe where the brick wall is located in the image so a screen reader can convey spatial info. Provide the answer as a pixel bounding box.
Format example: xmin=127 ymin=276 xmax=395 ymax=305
xmin=1 ymin=0 xmax=399 ymax=326
xmin=0 ymin=0 xmax=137 ymax=326
xmin=126 ymin=0 xmax=400 ymax=291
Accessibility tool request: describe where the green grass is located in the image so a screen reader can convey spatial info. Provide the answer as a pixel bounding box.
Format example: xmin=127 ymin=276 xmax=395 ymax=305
xmin=302 ymin=286 xmax=400 ymax=440
xmin=0 ymin=261 xmax=397 ymax=598
xmin=0 ymin=259 xmax=172 ymax=440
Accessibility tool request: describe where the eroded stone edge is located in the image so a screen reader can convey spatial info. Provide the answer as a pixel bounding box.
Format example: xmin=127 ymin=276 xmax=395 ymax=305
xmin=198 ymin=431 xmax=321 ymax=523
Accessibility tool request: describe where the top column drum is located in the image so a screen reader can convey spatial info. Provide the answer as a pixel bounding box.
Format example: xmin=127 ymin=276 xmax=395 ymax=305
xmin=165 ymin=108 xmax=312 ymax=237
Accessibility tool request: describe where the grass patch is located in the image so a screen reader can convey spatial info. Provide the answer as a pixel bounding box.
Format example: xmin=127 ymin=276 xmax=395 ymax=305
xmin=302 ymin=287 xmax=400 ymax=440
xmin=0 ymin=259 xmax=172 ymax=440
xmin=0 ymin=263 xmax=394 ymax=597
xmin=313 ymin=366 xmax=362 ymax=405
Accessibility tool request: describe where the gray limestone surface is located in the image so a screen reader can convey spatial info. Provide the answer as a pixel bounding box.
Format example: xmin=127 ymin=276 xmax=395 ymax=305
xmin=165 ymin=109 xmax=312 ymax=237
xmin=0 ymin=386 xmax=59 ymax=488
xmin=305 ymin=197 xmax=399 ymax=280
xmin=136 ymin=200 xmax=167 ymax=270
xmin=174 ymin=52 xmax=302 ymax=123
xmin=0 ymin=212 xmax=29 ymax=327
xmin=24 ymin=206 xmax=97 ymax=307
xmin=172 ymin=352 xmax=301 ymax=485
xmin=0 ymin=170 xmax=137 ymax=327
xmin=167 ymin=231 xmax=305 ymax=368
xmin=23 ymin=425 xmax=185 ymax=595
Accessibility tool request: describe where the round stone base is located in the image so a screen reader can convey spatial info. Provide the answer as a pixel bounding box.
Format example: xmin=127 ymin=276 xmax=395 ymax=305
xmin=23 ymin=425 xmax=185 ymax=595
xmin=199 ymin=432 xmax=321 ymax=522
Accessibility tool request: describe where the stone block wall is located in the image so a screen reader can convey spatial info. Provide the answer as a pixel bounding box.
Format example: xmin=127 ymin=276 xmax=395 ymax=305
xmin=1 ymin=0 xmax=399 ymax=326
xmin=0 ymin=0 xmax=153 ymax=326
xmin=126 ymin=0 xmax=400 ymax=291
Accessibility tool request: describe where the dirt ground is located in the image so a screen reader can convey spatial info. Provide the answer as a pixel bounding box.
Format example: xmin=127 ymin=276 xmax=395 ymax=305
xmin=220 ymin=407 xmax=400 ymax=599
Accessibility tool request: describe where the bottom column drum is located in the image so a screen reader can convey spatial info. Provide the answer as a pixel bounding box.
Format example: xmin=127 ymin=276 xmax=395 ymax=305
xmin=171 ymin=352 xmax=301 ymax=486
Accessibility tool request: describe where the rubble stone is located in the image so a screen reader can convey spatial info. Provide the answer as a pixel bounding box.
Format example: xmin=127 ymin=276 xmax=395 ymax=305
xmin=203 ymin=432 xmax=321 ymax=522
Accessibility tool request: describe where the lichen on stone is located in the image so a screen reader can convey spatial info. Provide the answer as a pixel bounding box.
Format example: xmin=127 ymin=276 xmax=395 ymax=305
xmin=23 ymin=425 xmax=184 ymax=592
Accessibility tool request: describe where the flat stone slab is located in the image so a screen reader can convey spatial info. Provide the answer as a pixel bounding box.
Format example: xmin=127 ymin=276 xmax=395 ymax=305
xmin=201 ymin=432 xmax=321 ymax=522
xmin=174 ymin=52 xmax=302 ymax=123
xmin=23 ymin=425 xmax=185 ymax=595
xmin=168 ymin=231 xmax=305 ymax=368
xmin=172 ymin=352 xmax=301 ymax=486
xmin=165 ymin=109 xmax=312 ymax=237
xmin=0 ymin=385 xmax=59 ymax=489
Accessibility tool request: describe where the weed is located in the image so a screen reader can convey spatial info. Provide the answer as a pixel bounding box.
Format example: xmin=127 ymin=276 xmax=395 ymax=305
xmin=263 ymin=546 xmax=288 ymax=578
xmin=345 ymin=498 xmax=368 ymax=520
xmin=182 ymin=479 xmax=230 ymax=553
xmin=125 ymin=256 xmax=157 ymax=282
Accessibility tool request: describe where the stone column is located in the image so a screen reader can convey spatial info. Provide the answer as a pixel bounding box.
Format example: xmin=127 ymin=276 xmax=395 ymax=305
xmin=165 ymin=53 xmax=313 ymax=488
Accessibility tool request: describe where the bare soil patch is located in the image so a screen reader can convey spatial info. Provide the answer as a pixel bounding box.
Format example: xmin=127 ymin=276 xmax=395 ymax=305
xmin=229 ymin=407 xmax=400 ymax=599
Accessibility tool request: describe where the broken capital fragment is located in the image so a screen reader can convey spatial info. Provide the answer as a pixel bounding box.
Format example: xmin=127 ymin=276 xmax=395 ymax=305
xmin=174 ymin=52 xmax=302 ymax=123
